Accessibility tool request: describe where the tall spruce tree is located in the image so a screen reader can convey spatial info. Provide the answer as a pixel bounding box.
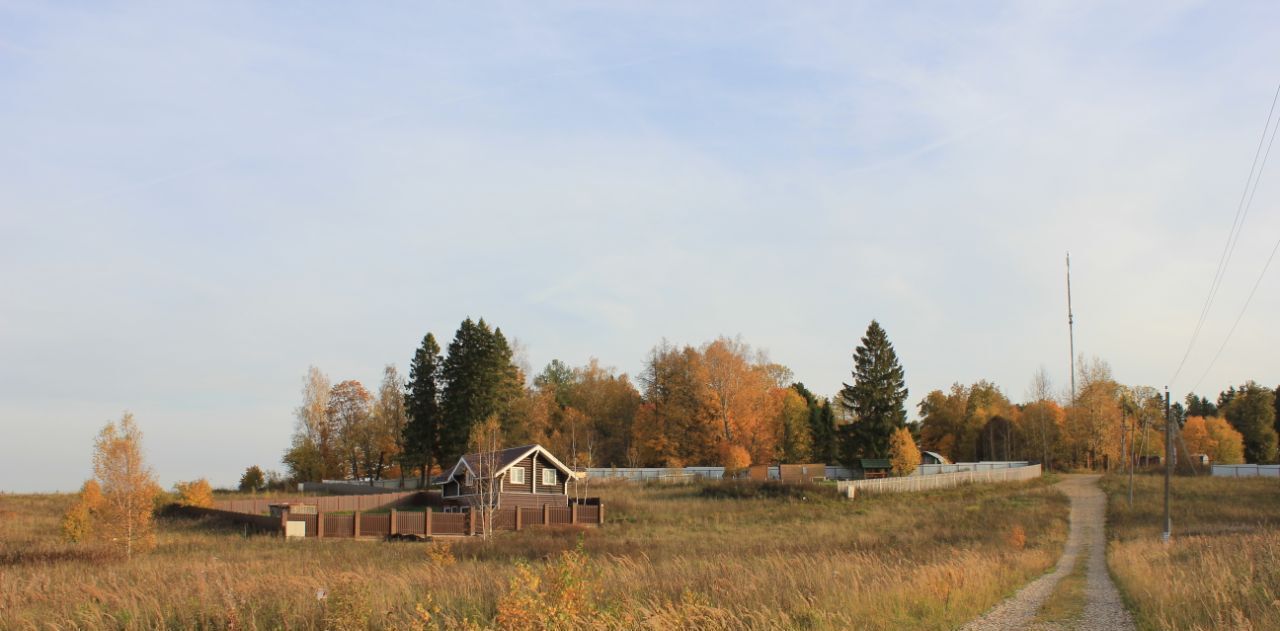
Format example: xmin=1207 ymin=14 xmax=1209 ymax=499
xmin=838 ymin=320 xmax=909 ymax=462
xmin=403 ymin=332 xmax=443 ymax=485
xmin=439 ymin=318 xmax=523 ymax=464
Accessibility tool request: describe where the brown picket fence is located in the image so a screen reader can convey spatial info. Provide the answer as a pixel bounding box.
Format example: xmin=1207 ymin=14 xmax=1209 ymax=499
xmin=278 ymin=504 xmax=604 ymax=539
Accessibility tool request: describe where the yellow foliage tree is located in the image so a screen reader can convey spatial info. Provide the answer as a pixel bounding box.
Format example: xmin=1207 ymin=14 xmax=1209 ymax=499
xmin=719 ymin=443 xmax=752 ymax=478
xmin=92 ymin=412 xmax=160 ymax=559
xmin=777 ymin=388 xmax=813 ymax=462
xmin=61 ymin=479 xmax=103 ymax=543
xmin=1182 ymin=416 xmax=1246 ymax=465
xmin=174 ymin=478 xmax=214 ymax=508
xmin=888 ymin=427 xmax=921 ymax=476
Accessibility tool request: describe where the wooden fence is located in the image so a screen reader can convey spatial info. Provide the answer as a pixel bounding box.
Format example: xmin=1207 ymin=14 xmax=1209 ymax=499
xmin=280 ymin=504 xmax=604 ymax=538
xmin=212 ymin=490 xmax=425 ymax=515
xmin=838 ymin=464 xmax=1042 ymax=497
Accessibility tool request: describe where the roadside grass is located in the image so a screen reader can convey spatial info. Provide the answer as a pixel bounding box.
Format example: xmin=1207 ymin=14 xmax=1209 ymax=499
xmin=1032 ymin=546 xmax=1088 ymax=626
xmin=0 ymin=478 xmax=1067 ymax=630
xmin=1103 ymin=474 xmax=1280 ymax=631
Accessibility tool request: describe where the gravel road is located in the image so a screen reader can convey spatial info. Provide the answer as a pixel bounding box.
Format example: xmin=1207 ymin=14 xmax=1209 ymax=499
xmin=959 ymin=474 xmax=1135 ymax=631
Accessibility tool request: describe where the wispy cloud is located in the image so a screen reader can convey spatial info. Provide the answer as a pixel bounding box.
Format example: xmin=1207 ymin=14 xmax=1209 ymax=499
xmin=2 ymin=1 xmax=1279 ymax=491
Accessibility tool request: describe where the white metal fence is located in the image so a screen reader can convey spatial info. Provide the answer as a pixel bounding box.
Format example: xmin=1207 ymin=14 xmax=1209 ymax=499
xmin=585 ymin=467 xmax=727 ymax=481
xmin=911 ymin=461 xmax=1029 ymax=476
xmin=1211 ymin=464 xmax=1280 ymax=478
xmin=350 ymin=461 xmax=1036 ymax=489
xmin=838 ymin=464 xmax=1042 ymax=497
xmin=583 ymin=465 xmax=860 ymax=481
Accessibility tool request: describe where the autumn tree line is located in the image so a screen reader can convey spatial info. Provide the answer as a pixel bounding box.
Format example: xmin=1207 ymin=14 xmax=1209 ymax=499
xmin=281 ymin=318 xmax=913 ymax=483
xmin=918 ymin=360 xmax=1279 ymax=471
xmin=279 ymin=316 xmax=1280 ymax=485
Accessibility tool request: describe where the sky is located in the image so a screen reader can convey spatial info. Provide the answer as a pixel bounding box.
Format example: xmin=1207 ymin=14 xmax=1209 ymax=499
xmin=3 ymin=1 xmax=1279 ymax=492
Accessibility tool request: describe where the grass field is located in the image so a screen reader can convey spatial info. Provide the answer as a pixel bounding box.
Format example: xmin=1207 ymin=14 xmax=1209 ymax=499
xmin=1103 ymin=473 xmax=1280 ymax=631
xmin=0 ymin=478 xmax=1067 ymax=630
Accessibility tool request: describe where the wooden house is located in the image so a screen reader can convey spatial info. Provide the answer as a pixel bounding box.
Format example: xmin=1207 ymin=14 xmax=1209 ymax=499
xmin=434 ymin=444 xmax=575 ymax=510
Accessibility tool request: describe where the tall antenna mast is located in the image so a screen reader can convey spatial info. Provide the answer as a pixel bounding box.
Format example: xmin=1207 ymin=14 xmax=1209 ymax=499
xmin=1066 ymin=252 xmax=1076 ymax=404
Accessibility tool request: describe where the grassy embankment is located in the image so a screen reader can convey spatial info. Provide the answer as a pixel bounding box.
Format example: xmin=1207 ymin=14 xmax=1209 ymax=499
xmin=1 ymin=478 xmax=1067 ymax=630
xmin=1103 ymin=473 xmax=1280 ymax=630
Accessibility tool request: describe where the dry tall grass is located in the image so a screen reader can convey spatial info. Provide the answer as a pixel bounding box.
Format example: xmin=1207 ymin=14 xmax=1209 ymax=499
xmin=1103 ymin=474 xmax=1280 ymax=631
xmin=0 ymin=478 xmax=1067 ymax=630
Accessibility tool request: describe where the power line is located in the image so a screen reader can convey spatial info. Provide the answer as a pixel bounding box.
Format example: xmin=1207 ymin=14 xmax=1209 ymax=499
xmin=1190 ymin=231 xmax=1280 ymax=392
xmin=1168 ymin=80 xmax=1280 ymax=388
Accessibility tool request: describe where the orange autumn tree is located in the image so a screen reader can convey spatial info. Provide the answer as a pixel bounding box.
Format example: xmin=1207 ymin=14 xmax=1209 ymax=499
xmin=92 ymin=412 xmax=160 ymax=559
xmin=702 ymin=337 xmax=785 ymax=464
xmin=1182 ymin=416 xmax=1245 ymax=465
xmin=719 ymin=442 xmax=752 ymax=478
xmin=633 ymin=343 xmax=719 ymax=466
xmin=632 ymin=338 xmax=794 ymax=468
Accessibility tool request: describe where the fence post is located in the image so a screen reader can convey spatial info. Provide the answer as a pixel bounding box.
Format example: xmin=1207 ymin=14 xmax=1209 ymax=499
xmin=354 ymin=511 xmax=362 ymax=538
xmin=468 ymin=509 xmax=476 ymax=536
xmin=571 ymin=504 xmax=578 ymax=525
xmin=598 ymin=504 xmax=604 ymax=525
xmin=390 ymin=509 xmax=398 ymax=536
xmin=426 ymin=509 xmax=432 ymax=536
xmin=317 ymin=512 xmax=325 ymax=538
xmin=279 ymin=508 xmax=289 ymax=536
xmin=542 ymin=504 xmax=550 ymax=525
xmin=515 ymin=507 xmax=523 ymax=531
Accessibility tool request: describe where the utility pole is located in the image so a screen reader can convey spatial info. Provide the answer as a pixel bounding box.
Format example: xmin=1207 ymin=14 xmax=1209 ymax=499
xmin=1163 ymin=387 xmax=1172 ymax=543
xmin=1066 ymin=252 xmax=1076 ymax=404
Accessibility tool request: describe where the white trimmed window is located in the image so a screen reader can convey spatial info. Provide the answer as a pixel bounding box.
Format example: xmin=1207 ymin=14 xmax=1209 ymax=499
xmin=510 ymin=467 xmax=525 ymax=484
xmin=542 ymin=468 xmax=557 ymax=486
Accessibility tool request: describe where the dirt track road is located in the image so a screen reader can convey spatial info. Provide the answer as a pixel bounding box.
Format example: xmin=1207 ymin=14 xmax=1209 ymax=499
xmin=959 ymin=475 xmax=1135 ymax=631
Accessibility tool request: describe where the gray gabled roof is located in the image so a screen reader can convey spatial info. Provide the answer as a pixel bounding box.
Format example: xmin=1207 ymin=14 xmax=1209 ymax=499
xmin=433 ymin=444 xmax=575 ymax=485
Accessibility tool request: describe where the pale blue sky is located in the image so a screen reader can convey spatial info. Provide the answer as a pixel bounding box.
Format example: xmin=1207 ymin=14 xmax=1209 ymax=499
xmin=3 ymin=1 xmax=1279 ymax=492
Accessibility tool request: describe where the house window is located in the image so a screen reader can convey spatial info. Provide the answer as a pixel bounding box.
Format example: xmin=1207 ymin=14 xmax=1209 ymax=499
xmin=542 ymin=468 xmax=556 ymax=486
xmin=465 ymin=471 xmax=473 ymax=486
xmin=510 ymin=467 xmax=525 ymax=484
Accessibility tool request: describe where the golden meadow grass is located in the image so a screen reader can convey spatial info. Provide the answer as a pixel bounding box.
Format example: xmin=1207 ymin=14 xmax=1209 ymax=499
xmin=1103 ymin=474 xmax=1280 ymax=631
xmin=0 ymin=479 xmax=1067 ymax=630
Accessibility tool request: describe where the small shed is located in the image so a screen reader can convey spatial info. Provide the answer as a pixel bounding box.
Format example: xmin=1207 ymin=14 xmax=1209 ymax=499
xmin=778 ymin=463 xmax=825 ymax=484
xmin=921 ymin=451 xmax=950 ymax=465
xmin=858 ymin=458 xmax=892 ymax=479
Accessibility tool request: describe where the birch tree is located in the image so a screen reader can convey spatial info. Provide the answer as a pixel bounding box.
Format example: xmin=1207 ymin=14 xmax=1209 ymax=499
xmin=284 ymin=367 xmax=336 ymax=482
xmin=466 ymin=415 xmax=503 ymax=541
xmin=92 ymin=412 xmax=159 ymax=559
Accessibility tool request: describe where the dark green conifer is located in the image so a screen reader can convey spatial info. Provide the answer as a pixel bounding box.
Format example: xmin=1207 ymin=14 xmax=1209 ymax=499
xmin=838 ymin=320 xmax=909 ymax=462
